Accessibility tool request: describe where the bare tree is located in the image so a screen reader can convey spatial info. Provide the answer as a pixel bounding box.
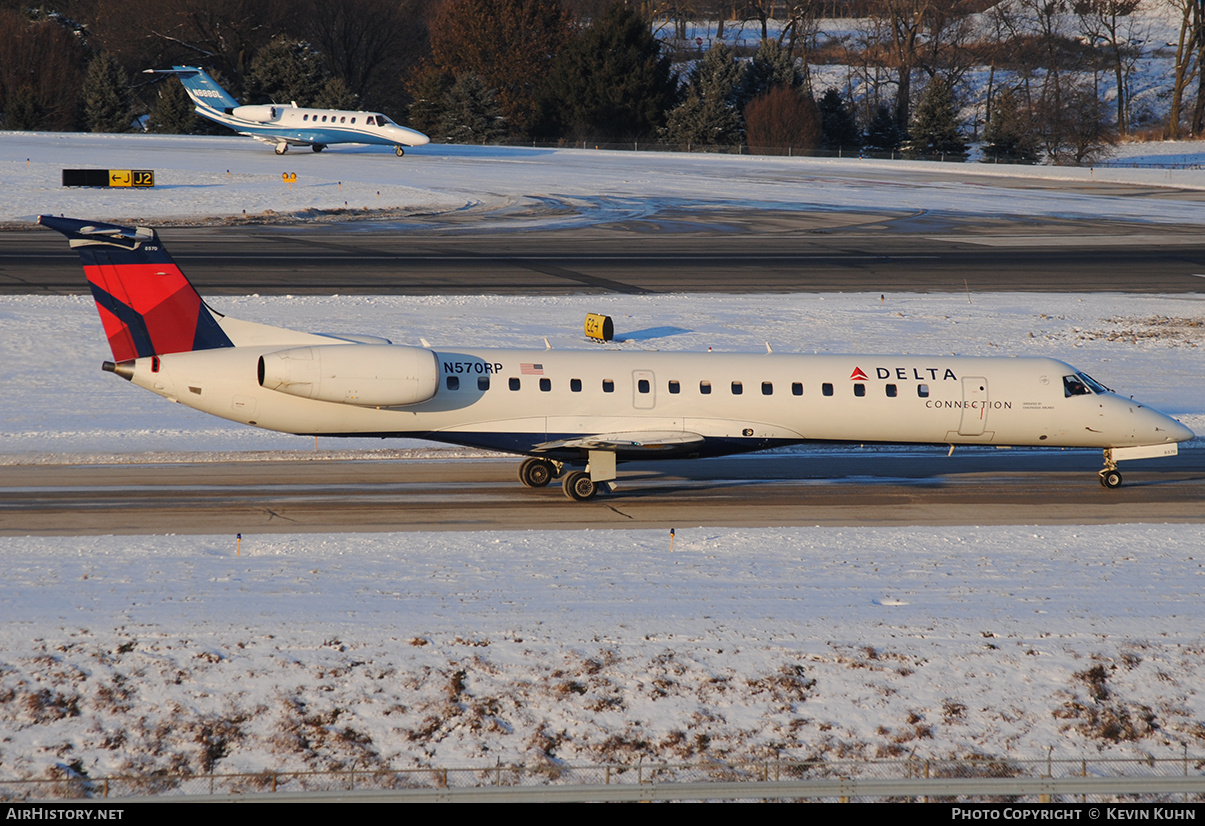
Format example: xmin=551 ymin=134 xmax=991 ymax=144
xmin=1167 ymin=0 xmax=1205 ymax=136
xmin=1073 ymin=0 xmax=1144 ymax=134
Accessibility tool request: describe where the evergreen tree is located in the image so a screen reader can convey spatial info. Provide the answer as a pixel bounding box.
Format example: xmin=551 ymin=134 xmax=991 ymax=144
xmin=430 ymin=0 xmax=570 ymax=136
xmin=903 ymin=78 xmax=966 ymax=159
xmin=863 ymin=105 xmax=905 ymax=152
xmin=740 ymin=40 xmax=802 ymax=106
xmin=437 ymin=74 xmax=506 ymax=144
xmin=690 ymin=43 xmax=746 ymax=108
xmin=314 ymin=76 xmax=359 ymax=110
xmin=406 ymin=68 xmax=455 ymax=136
xmin=662 ymin=44 xmax=745 ymax=148
xmin=818 ymin=88 xmax=860 ymax=152
xmin=537 ymin=1 xmax=677 ymax=141
xmin=982 ymin=86 xmax=1039 ymax=164
xmin=146 ymin=75 xmax=197 ymax=134
xmin=83 ymin=53 xmax=132 ymax=133
xmin=247 ymin=39 xmax=330 ymax=106
xmin=4 ymin=86 xmax=42 ymax=130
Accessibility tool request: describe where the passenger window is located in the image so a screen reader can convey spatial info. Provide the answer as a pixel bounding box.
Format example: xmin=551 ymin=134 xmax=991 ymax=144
xmin=322 ymin=115 xmax=327 ymax=122
xmin=700 ymin=381 xmax=711 ymax=395
xmin=731 ymin=381 xmax=743 ymax=395
xmin=638 ymin=379 xmax=650 ymax=393
xmin=885 ymin=384 xmax=897 ymax=397
xmin=792 ymin=382 xmax=802 ymax=396
xmin=477 ymin=376 xmax=489 ymax=391
xmin=446 ymin=376 xmax=459 ymax=391
xmin=762 ymin=382 xmax=772 ymax=396
xmin=509 ymin=377 xmax=520 ymax=391
xmin=540 ymin=378 xmax=551 ymax=392
xmin=570 ymin=378 xmax=582 ymax=392
xmin=918 ymin=384 xmax=929 ymax=398
xmin=603 ymin=379 xmax=614 ymax=393
xmin=350 ymin=117 xmax=355 ymax=124
xmin=340 ymin=116 xmax=346 ymax=123
xmin=668 ymin=380 xmax=680 ymax=394
xmin=854 ymin=384 xmax=866 ymax=397
xmin=822 ymin=383 xmax=834 ymax=397
xmin=303 ymin=114 xmax=309 ymax=121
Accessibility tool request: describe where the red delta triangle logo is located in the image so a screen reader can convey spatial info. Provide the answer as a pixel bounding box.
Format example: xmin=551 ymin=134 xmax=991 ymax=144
xmin=850 ymin=367 xmax=869 ymax=381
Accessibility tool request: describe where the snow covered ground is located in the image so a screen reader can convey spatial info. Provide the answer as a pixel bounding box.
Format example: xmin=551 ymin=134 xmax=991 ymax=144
xmin=2 ymin=134 xmax=1204 ymax=788
xmin=5 ymin=131 xmax=1205 ymax=231
xmin=3 ymin=525 xmax=1204 ymax=780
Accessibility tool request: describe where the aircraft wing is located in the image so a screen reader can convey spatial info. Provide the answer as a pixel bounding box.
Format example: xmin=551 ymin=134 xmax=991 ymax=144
xmin=532 ymin=431 xmax=706 ymax=454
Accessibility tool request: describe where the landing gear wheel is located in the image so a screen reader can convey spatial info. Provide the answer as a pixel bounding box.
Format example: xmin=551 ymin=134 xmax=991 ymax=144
xmin=1100 ymin=468 xmax=1123 ymax=489
xmin=274 ymin=143 xmax=288 ymax=155
xmin=312 ymin=144 xmax=326 ymax=153
xmin=395 ymin=145 xmax=405 ymax=157
xmin=518 ymin=458 xmax=554 ymax=488
xmin=563 ymin=471 xmax=598 ymax=501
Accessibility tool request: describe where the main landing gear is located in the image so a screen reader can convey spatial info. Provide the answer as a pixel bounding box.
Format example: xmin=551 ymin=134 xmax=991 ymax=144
xmin=518 ymin=458 xmax=559 ymax=488
xmin=518 ymin=452 xmax=615 ymax=501
xmin=562 ymin=471 xmax=598 ymax=501
xmin=312 ymin=143 xmax=326 ymax=153
xmin=274 ymin=143 xmax=289 ymax=155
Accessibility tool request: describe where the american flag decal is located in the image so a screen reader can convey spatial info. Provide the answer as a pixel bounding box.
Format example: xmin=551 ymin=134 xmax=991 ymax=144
xmin=521 ymin=363 xmax=544 ymax=375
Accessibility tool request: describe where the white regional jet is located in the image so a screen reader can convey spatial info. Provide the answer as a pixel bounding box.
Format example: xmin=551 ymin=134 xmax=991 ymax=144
xmin=41 ymin=216 xmax=1193 ymax=500
xmin=146 ymin=66 xmax=429 ymax=156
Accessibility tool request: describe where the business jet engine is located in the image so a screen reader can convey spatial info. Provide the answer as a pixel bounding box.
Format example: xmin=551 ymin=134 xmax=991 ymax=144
xmin=231 ymin=105 xmax=279 ymax=122
xmin=258 ymin=344 xmax=439 ymax=407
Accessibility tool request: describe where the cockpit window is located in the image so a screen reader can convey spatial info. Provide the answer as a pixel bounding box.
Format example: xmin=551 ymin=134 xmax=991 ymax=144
xmin=376 ymin=114 xmax=393 ymax=125
xmin=1063 ymin=375 xmax=1092 ymax=397
xmin=1077 ymin=372 xmax=1110 ymax=394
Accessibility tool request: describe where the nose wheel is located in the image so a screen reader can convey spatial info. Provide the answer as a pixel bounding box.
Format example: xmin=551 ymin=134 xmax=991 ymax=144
xmin=1099 ymin=468 xmax=1122 ymax=489
xmin=395 ymin=145 xmax=405 ymax=156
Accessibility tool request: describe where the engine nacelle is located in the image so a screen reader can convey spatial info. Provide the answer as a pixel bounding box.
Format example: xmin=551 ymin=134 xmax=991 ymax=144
xmin=232 ymin=104 xmax=280 ymax=123
xmin=258 ymin=344 xmax=439 ymax=407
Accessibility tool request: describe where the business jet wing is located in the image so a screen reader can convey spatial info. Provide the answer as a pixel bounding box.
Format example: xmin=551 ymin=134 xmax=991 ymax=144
xmin=533 ymin=431 xmax=706 ymax=454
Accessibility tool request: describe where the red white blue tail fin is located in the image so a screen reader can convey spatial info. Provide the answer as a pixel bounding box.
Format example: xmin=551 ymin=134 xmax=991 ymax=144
xmin=38 ymin=216 xmax=233 ymax=361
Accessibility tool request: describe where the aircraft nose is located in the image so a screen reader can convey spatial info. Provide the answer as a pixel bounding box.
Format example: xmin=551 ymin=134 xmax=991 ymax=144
xmin=390 ymin=126 xmax=429 ymax=146
xmin=1141 ymin=405 xmax=1194 ymax=444
xmin=1165 ymin=416 xmax=1195 ymax=443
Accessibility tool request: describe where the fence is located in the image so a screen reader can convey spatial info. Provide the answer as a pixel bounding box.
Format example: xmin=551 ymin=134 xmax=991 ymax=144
xmin=4 ymin=755 xmax=1203 ymax=802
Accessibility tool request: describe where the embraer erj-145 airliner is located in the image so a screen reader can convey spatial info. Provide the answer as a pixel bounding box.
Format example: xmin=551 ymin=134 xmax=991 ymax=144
xmin=146 ymin=66 xmax=430 ymax=156
xmin=41 ymin=216 xmax=1193 ymax=501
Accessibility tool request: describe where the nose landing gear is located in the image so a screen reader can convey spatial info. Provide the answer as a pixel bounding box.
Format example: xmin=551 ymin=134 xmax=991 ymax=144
xmin=1099 ymin=467 xmax=1123 ymax=489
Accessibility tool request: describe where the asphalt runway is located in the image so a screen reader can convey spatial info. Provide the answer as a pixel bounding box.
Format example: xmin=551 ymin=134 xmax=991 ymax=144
xmin=4 ymin=205 xmax=1203 ymax=534
xmin=3 ymin=448 xmax=1201 ymax=535
xmin=6 ymin=209 xmax=1205 ymax=295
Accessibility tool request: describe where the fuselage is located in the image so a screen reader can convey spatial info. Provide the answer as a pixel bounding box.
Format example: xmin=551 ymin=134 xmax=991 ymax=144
xmin=205 ymin=103 xmax=430 ymax=150
xmin=119 ymin=331 xmax=1193 ymax=461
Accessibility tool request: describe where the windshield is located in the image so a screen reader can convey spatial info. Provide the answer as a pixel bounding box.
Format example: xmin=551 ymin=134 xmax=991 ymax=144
xmin=1077 ymin=372 xmax=1111 ymax=394
xmin=1063 ymin=375 xmax=1091 ymax=397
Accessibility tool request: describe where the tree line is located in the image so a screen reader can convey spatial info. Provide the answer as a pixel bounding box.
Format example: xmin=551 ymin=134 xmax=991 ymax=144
xmin=2 ymin=0 xmax=1203 ymax=164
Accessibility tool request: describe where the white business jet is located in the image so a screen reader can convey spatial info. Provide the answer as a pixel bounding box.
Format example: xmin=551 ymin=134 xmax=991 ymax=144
xmin=40 ymin=216 xmax=1193 ymax=500
xmin=146 ymin=66 xmax=429 ymax=156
